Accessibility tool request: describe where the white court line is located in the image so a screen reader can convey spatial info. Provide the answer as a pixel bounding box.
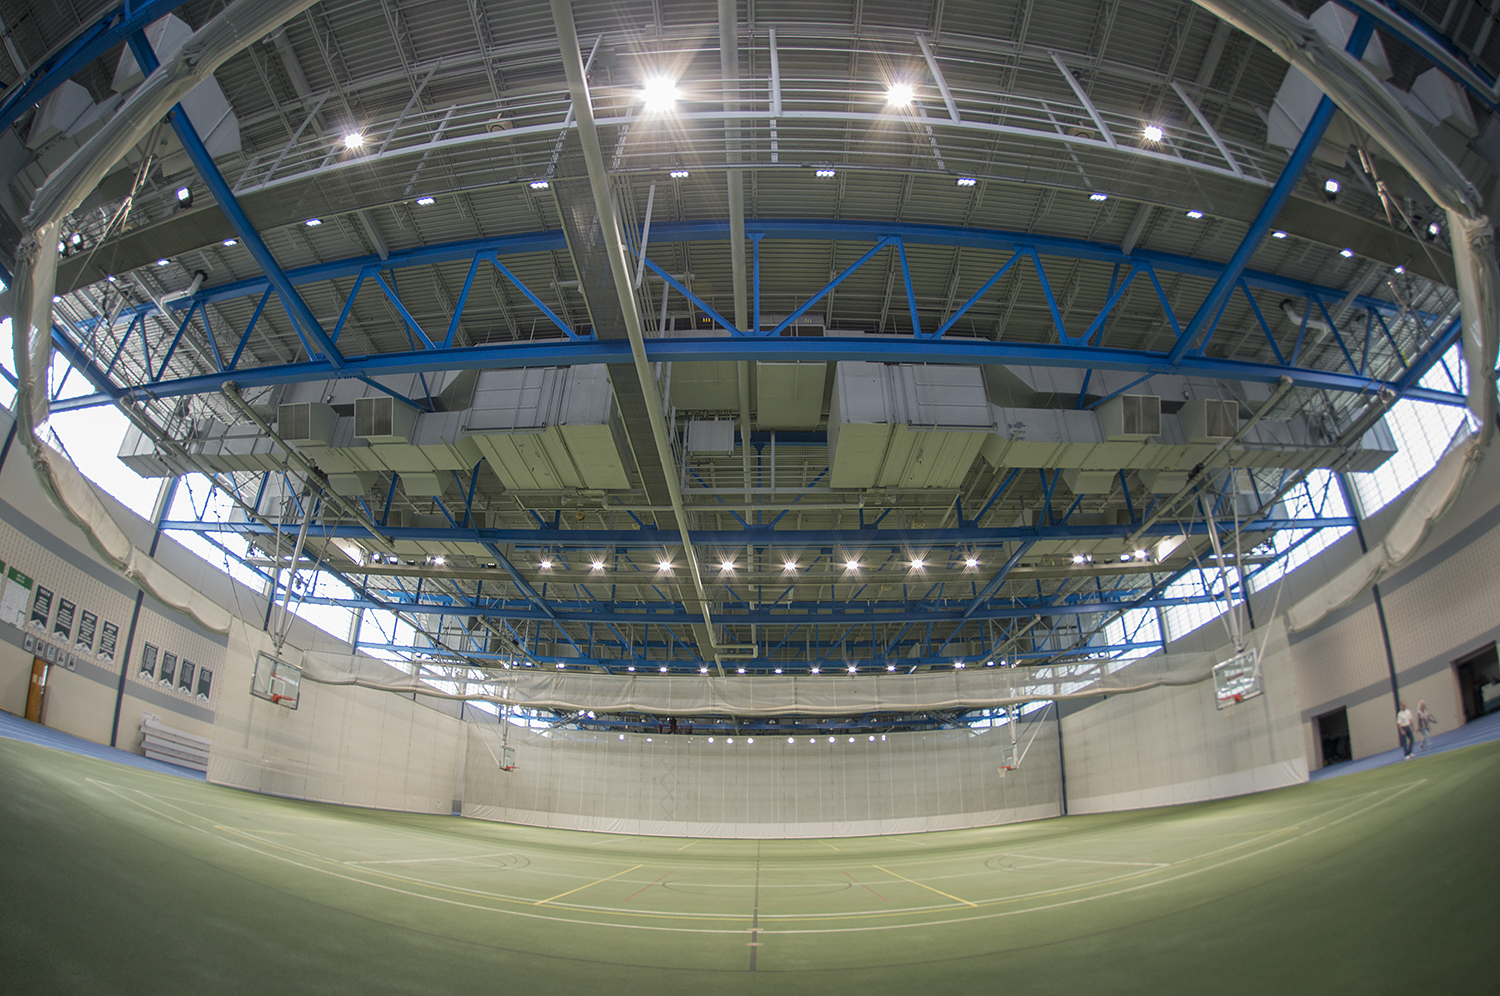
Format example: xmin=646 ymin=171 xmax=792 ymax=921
xmin=992 ymin=852 xmax=1169 ymax=868
xmin=85 ymin=775 xmax=1430 ymax=935
xmin=346 ymin=851 xmax=521 ymax=866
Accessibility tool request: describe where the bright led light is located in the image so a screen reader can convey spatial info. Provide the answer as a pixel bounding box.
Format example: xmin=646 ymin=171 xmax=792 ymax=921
xmin=1186 ymin=210 xmax=1204 ymax=219
xmin=344 ymin=132 xmax=365 ymax=149
xmin=51 ymin=295 xmax=60 ymax=303
xmin=222 ymin=239 xmax=238 ymax=247
xmin=881 ymin=734 xmax=887 ymax=741
xmin=416 ymin=196 xmax=435 ymax=206
xmin=539 ymin=559 xmax=552 ymax=569
xmin=591 ymin=560 xmax=605 ymax=570
xmin=556 ymin=663 xmax=565 ymax=669
xmin=788 ymin=737 xmax=795 ymax=743
xmin=669 ymin=169 xmax=689 ymax=179
xmin=529 ymin=180 xmax=550 ymax=190
xmin=619 ymin=733 xmax=625 ymax=740
xmin=774 ymin=668 xmax=782 ymax=674
xmin=658 ymin=560 xmax=672 ymax=570
xmin=886 ymin=83 xmax=915 ymax=107
xmin=1143 ymin=124 xmax=1163 ymax=142
xmin=1340 ymin=248 xmax=1354 ymax=258
xmin=869 ymin=735 xmax=875 ymax=741
xmin=814 ymin=168 xmax=837 ymax=178
xmin=954 ymin=662 xmax=965 ymax=669
xmin=1394 ymin=265 xmax=1406 ymax=274
xmin=700 ymin=666 xmax=709 ymax=674
xmin=727 ymin=737 xmax=734 ymax=744
xmin=783 ymin=561 xmax=797 ymax=571
xmin=720 ymin=560 xmax=734 ymax=571
xmin=849 ymin=737 xmax=855 ymax=743
xmin=1072 ymin=554 xmax=1086 ymax=564
xmin=987 ymin=660 xmax=995 ymax=666
xmin=811 ymin=666 xmax=820 ymax=674
xmin=747 ymin=738 xmax=753 ymax=744
xmin=1120 ymin=553 xmax=1132 ymax=562
xmin=175 ymin=186 xmax=191 ymax=202
xmin=845 ymin=559 xmax=859 ymax=570
xmin=641 ymin=77 xmax=679 ymax=112
xmin=432 ymin=555 xmax=445 ymax=566
xmin=965 ymin=557 xmax=978 ymax=568
xmin=1089 ymin=192 xmax=1108 ymax=201
xmin=887 ymin=664 xmax=896 ymax=671
xmin=737 ymin=667 xmax=746 ymax=674
xmin=1324 ymin=178 xmax=1341 ymax=195
xmin=910 ymin=559 xmax=924 ymax=569
xmin=70 ymin=233 xmax=82 ymax=245
xmin=708 ymin=737 xmax=714 ymax=743
xmin=628 ymin=666 xmax=636 ymax=671
xmin=1272 ymin=230 xmax=1288 ymax=239
xmin=956 ymin=176 xmax=977 ymax=187
xmin=156 ymin=258 xmax=170 ymax=266
xmin=1134 ymin=549 xmax=1149 ymax=560
xmin=659 ymin=666 xmax=668 ymax=672
xmin=304 ymin=218 xmax=321 ymax=227
xmin=1428 ymin=221 xmax=1442 ymax=237
xmin=829 ymin=736 xmax=836 ymax=743
xmin=847 ymin=665 xmax=857 ymax=673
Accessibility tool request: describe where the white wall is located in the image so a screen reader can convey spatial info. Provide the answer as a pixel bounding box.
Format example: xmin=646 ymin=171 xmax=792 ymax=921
xmin=463 ymin=713 xmax=1061 ymax=837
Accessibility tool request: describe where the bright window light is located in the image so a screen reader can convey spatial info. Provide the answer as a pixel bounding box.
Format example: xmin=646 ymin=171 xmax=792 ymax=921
xmin=641 ymin=77 xmax=679 ymax=112
xmin=343 ymin=132 xmax=364 ymax=149
xmin=416 ymin=196 xmax=435 ymax=206
xmin=886 ymin=82 xmax=915 ymax=106
xmin=1143 ymin=124 xmax=1163 ymax=142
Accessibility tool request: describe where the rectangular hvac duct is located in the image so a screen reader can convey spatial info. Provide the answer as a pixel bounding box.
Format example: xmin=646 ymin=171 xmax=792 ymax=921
xmin=755 ymin=362 xmax=826 ymax=429
xmin=1180 ymin=399 xmax=1240 ymax=443
xmin=354 ymin=396 xmax=418 ymax=443
xmin=1097 ymin=394 xmax=1161 ymax=440
xmin=664 ymin=328 xmax=740 ymax=411
xmin=276 ymin=402 xmax=338 ymax=446
xmin=687 ymin=420 xmax=736 ymax=453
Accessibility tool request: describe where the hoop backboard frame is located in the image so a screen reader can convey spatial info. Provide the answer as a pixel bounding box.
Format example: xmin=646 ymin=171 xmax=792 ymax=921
xmin=251 ymin=652 xmax=302 ymax=709
xmin=1213 ymin=648 xmax=1263 ymax=709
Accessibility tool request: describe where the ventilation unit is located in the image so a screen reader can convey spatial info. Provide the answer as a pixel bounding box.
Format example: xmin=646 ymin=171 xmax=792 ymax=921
xmin=1097 ymin=394 xmax=1161 ymax=441
xmin=276 ymin=402 xmax=337 ymax=445
xmin=1180 ymin=399 xmax=1240 ymax=442
xmin=354 ymin=396 xmax=417 ymax=443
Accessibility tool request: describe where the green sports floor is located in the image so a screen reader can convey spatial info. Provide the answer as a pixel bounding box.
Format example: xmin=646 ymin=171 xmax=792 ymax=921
xmin=2 ymin=734 xmax=1495 ymax=995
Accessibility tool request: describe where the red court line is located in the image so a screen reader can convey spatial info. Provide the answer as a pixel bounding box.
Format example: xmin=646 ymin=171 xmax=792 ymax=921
xmin=623 ymin=871 xmax=671 ymax=902
xmin=842 ymin=870 xmax=890 ymax=903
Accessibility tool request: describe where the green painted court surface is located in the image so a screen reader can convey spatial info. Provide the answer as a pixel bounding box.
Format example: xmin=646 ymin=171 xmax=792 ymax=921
xmin=3 ymin=738 xmax=1496 ymax=994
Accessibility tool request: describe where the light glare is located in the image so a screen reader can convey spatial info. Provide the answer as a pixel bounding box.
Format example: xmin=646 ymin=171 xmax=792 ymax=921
xmin=641 ymin=77 xmax=679 ymax=112
xmin=886 ymin=82 xmax=915 ymax=107
xmin=343 ymin=132 xmax=364 ymax=149
xmin=1143 ymin=124 xmax=1163 ymax=142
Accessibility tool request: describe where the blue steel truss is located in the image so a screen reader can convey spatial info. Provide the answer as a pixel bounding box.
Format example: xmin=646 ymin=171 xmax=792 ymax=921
xmin=49 ymin=219 xmax=1465 ymax=412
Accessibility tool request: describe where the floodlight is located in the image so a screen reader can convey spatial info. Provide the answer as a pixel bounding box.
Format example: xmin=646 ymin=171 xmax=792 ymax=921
xmin=628 ymin=666 xmax=636 ymax=671
xmin=1186 ymin=210 xmax=1204 ymax=219
xmin=57 ymin=241 xmax=65 ymax=254
xmin=668 ymin=169 xmax=689 ymax=178
xmin=845 ymin=559 xmax=859 ymax=570
xmin=954 ymin=662 xmax=965 ymax=669
xmin=811 ymin=666 xmax=820 ymax=674
xmin=847 ymin=665 xmax=857 ymax=673
xmin=1089 ymin=192 xmax=1108 ymax=201
xmin=432 ymin=555 xmax=444 ymax=566
xmin=156 ymin=258 xmax=171 ymax=266
xmin=659 ymin=666 xmax=668 ymax=672
xmin=727 ymin=737 xmax=734 ymax=744
xmin=720 ymin=560 xmax=735 ymax=571
xmin=986 ymin=660 xmax=995 ymax=666
xmin=887 ymin=664 xmax=896 ymax=671
xmin=70 ymin=232 xmax=82 ymax=245
xmin=304 ymin=218 xmax=321 ymax=227
xmin=416 ymin=196 xmax=435 ymax=205
xmin=343 ymin=132 xmax=365 ymax=149
xmin=591 ymin=560 xmax=605 ymax=570
xmin=737 ymin=668 xmax=746 ymax=674
xmin=556 ymin=663 xmax=565 ymax=669
xmin=1143 ymin=124 xmax=1164 ymax=142
xmin=658 ymin=560 xmax=672 ymax=570
xmin=881 ymin=734 xmax=887 ymax=741
xmin=619 ymin=733 xmax=625 ymax=739
xmin=222 ymin=239 xmax=238 ymax=247
xmin=708 ymin=737 xmax=714 ymax=743
xmin=1427 ymin=221 xmax=1442 ymax=238
xmin=886 ymin=82 xmax=915 ymax=106
xmin=1340 ymin=248 xmax=1354 ymax=258
xmin=1271 ymin=230 xmax=1288 ymax=239
xmin=774 ymin=668 xmax=782 ymax=674
xmin=1134 ymin=549 xmax=1149 ymax=560
xmin=700 ymin=666 xmax=709 ymax=674
xmin=828 ymin=736 xmax=836 ymax=743
xmin=814 ymin=168 xmax=836 ymax=178
xmin=747 ymin=738 xmax=753 ymax=744
xmin=539 ymin=559 xmax=552 ymax=569
xmin=869 ymin=735 xmax=875 ymax=741
xmin=1120 ymin=553 xmax=1132 ymax=562
xmin=1072 ymin=554 xmax=1086 ymax=564
xmin=849 ymin=737 xmax=855 ymax=743
xmin=783 ymin=561 xmax=797 ymax=571
xmin=1323 ymin=177 xmax=1340 ymax=197
xmin=1394 ymin=265 xmax=1406 ymax=274
xmin=51 ymin=295 xmax=60 ymax=303
xmin=965 ymin=557 xmax=978 ymax=568
xmin=641 ymin=77 xmax=679 ymax=112
xmin=175 ymin=186 xmax=192 ymax=207
xmin=789 ymin=737 xmax=795 ymax=743
xmin=956 ymin=176 xmax=977 ymax=187
xmin=910 ymin=558 xmax=924 ymax=569
xmin=529 ymin=180 xmax=550 ymax=190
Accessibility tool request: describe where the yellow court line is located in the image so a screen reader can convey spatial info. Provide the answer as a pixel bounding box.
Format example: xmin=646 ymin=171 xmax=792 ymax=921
xmin=816 ymin=840 xmax=841 ymax=851
xmin=677 ymin=840 xmax=701 ymax=851
xmin=535 ymin=864 xmax=644 ymax=906
xmin=872 ymin=865 xmax=977 ymax=907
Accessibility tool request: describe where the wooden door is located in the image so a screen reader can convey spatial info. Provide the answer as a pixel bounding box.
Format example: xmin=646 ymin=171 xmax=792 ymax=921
xmin=24 ymin=657 xmax=49 ymax=723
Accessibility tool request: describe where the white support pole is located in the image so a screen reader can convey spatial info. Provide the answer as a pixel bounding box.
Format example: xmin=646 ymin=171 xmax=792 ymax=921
xmin=634 ymin=182 xmax=656 ymax=289
xmin=1170 ymin=81 xmax=1243 ymax=178
xmin=916 ymin=33 xmax=961 ymax=123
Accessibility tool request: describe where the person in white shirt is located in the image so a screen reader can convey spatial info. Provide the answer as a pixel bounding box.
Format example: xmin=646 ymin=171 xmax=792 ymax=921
xmin=1396 ymin=701 xmax=1415 ymax=759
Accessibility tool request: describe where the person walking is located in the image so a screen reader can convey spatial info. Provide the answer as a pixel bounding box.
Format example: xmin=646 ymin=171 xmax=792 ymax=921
xmin=1396 ymin=701 xmax=1415 ymax=759
xmin=1417 ymin=700 xmax=1436 ymax=751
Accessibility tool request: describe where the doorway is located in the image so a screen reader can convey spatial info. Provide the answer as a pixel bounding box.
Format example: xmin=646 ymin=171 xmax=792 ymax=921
xmin=1315 ymin=707 xmax=1352 ymax=768
xmin=24 ymin=657 xmax=49 ymax=723
xmin=1453 ymin=643 xmax=1500 ymax=722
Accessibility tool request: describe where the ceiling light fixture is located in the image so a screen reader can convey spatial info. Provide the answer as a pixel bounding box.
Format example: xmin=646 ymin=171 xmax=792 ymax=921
xmin=700 ymin=666 xmax=709 ymax=674
xmin=815 ymin=168 xmax=837 ymax=178
xmin=737 ymin=667 xmax=746 ymax=674
xmin=668 ymin=169 xmax=689 ymax=178
xmin=1089 ymin=192 xmax=1108 ymax=201
xmin=1340 ymin=248 xmax=1354 ymax=258
xmin=1134 ymin=549 xmax=1149 ymax=560
xmin=1271 ymin=230 xmax=1288 ymax=239
xmin=304 ymin=218 xmax=321 ymax=227
xmin=811 ymin=666 xmax=820 ymax=674
xmin=658 ymin=560 xmax=671 ymax=570
xmin=1072 ymin=554 xmax=1086 ymax=564
xmin=965 ymin=557 xmax=978 ymax=568
xmin=956 ymin=176 xmax=977 ymax=187
xmin=887 ymin=664 xmax=896 ymax=671
xmin=222 ymin=239 xmax=238 ymax=247
xmin=343 ymin=132 xmax=365 ymax=149
xmin=783 ymin=561 xmax=797 ymax=571
xmin=910 ymin=558 xmax=924 ymax=569
xmin=539 ymin=559 xmax=552 ymax=569
xmin=886 ymin=82 xmax=915 ymax=107
xmin=1394 ymin=265 xmax=1406 ymax=274
xmin=415 ymin=196 xmax=435 ymax=206
xmin=591 ymin=559 xmax=605 ymax=570
xmin=1185 ymin=210 xmax=1204 ymax=219
xmin=529 ymin=180 xmax=550 ymax=190
xmin=1323 ymin=177 xmax=1340 ymax=201
xmin=641 ymin=77 xmax=679 ymax=112
xmin=156 ymin=258 xmax=170 ymax=266
xmin=720 ymin=560 xmax=734 ymax=571
xmin=1143 ymin=124 xmax=1163 ymax=142
xmin=659 ymin=666 xmax=668 ymax=672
